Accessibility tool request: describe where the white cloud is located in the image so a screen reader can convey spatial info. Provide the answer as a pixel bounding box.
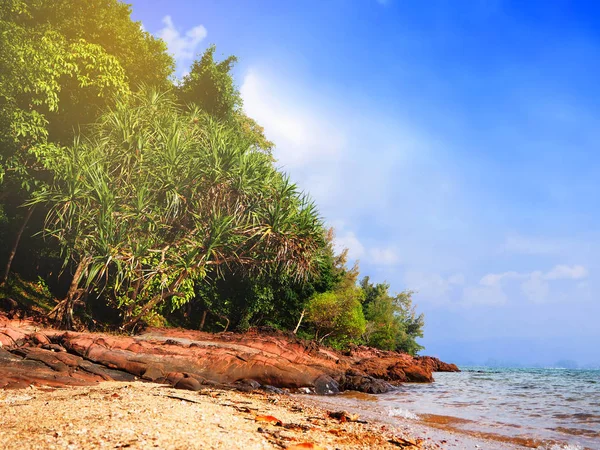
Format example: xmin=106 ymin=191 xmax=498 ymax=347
xmin=521 ymin=271 xmax=549 ymax=303
xmin=334 ymin=231 xmax=365 ymax=262
xmin=476 ymin=264 xmax=589 ymax=304
xmin=544 ymin=264 xmax=588 ymax=280
xmin=240 ymin=70 xmax=345 ymax=169
xmin=368 ymin=247 xmax=399 ymax=266
xmin=157 ymin=15 xmax=207 ymax=63
xmin=503 ymin=235 xmax=567 ymax=255
xmin=404 ymin=272 xmax=453 ymax=300
xmin=333 ymin=233 xmax=400 ymax=267
xmin=480 ymin=271 xmax=522 ymax=287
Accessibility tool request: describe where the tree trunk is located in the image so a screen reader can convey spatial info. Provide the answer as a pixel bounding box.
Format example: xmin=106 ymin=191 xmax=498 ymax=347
xmin=121 ymin=270 xmax=188 ymax=331
xmin=122 ymin=290 xmax=184 ymax=331
xmin=293 ymin=309 xmax=305 ymax=335
xmin=1 ymin=206 xmax=34 ymax=286
xmin=217 ymin=313 xmax=230 ymax=332
xmin=318 ymin=331 xmax=334 ymax=343
xmin=47 ymin=256 xmax=91 ymax=330
xmin=199 ymin=310 xmax=207 ymax=330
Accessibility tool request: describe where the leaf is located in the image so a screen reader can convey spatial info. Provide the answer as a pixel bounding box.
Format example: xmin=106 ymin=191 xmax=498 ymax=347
xmin=254 ymin=415 xmax=283 ymax=426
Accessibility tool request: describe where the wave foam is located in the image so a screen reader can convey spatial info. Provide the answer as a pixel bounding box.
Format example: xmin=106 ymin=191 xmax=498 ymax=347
xmin=388 ymin=407 xmax=418 ymax=420
xmin=536 ymin=444 xmax=584 ymax=450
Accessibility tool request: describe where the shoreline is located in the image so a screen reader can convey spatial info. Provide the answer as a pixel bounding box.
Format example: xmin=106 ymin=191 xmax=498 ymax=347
xmin=297 ymin=391 xmax=527 ymax=450
xmin=0 ymin=380 xmax=523 ymax=450
xmin=1 ymin=316 xmax=586 ymax=449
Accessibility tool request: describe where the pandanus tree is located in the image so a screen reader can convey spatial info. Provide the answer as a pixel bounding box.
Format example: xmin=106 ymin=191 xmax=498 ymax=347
xmin=33 ymin=88 xmax=325 ymax=330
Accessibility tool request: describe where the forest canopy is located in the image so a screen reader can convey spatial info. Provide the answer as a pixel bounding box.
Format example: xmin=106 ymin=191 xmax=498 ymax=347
xmin=0 ymin=0 xmax=424 ymax=354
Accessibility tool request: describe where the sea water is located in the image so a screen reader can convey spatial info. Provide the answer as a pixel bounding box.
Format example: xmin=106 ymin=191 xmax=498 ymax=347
xmin=379 ymin=367 xmax=600 ymax=449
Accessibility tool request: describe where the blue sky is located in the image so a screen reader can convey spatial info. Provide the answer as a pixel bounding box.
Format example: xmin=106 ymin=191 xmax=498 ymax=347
xmin=130 ymin=0 xmax=600 ymax=366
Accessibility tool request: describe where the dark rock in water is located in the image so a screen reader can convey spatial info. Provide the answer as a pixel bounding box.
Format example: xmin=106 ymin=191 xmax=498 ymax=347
xmin=314 ymin=374 xmax=340 ymax=395
xmin=339 ymin=369 xmax=394 ymax=394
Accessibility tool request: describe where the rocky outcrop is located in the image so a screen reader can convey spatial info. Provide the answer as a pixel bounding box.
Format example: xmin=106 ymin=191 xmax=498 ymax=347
xmin=415 ymin=356 xmax=460 ymax=373
xmin=0 ymin=314 xmax=458 ymax=393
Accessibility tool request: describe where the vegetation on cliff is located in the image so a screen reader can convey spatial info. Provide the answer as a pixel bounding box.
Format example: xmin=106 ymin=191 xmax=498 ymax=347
xmin=0 ymin=0 xmax=424 ymax=354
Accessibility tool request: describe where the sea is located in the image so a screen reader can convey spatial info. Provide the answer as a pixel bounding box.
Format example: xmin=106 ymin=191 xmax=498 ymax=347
xmin=307 ymin=367 xmax=600 ymax=449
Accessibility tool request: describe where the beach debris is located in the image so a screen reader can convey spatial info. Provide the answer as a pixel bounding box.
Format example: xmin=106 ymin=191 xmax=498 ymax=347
xmin=327 ymin=410 xmax=366 ymax=423
xmin=388 ymin=436 xmax=423 ymax=448
xmin=286 ymin=443 xmax=325 ymax=450
xmin=254 ymin=414 xmax=283 ymax=426
xmin=164 ymin=394 xmax=202 ymax=404
xmin=283 ymin=423 xmax=312 ymax=432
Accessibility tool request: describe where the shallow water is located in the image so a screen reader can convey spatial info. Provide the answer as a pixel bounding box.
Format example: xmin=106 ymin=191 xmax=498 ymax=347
xmin=379 ymin=367 xmax=600 ymax=449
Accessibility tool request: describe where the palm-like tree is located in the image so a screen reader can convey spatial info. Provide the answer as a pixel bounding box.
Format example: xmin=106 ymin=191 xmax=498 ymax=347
xmin=34 ymin=88 xmax=325 ymax=330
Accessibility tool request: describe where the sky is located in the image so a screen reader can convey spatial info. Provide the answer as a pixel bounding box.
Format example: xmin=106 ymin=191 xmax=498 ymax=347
xmin=129 ymin=0 xmax=600 ymax=367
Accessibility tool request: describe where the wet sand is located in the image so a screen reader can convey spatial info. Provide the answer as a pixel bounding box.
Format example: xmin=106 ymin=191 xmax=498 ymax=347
xmin=297 ymin=390 xmax=540 ymax=450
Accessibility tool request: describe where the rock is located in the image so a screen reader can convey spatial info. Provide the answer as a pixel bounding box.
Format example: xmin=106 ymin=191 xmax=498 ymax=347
xmin=415 ymin=356 xmax=460 ymax=372
xmin=174 ymin=375 xmax=203 ymax=391
xmin=313 ymin=374 xmax=339 ymax=395
xmin=339 ymin=370 xmax=394 ymax=394
xmin=234 ymin=378 xmax=261 ymax=392
xmin=0 ymin=312 xmax=458 ymax=393
xmin=260 ymin=384 xmax=286 ymax=395
xmin=31 ymin=332 xmax=51 ymax=346
xmin=352 ymin=356 xmax=434 ymax=384
xmin=402 ymin=365 xmax=433 ymax=383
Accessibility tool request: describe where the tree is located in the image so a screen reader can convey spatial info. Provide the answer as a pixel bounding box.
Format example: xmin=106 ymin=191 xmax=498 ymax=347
xmin=306 ymin=289 xmax=366 ymax=344
xmin=177 ymin=45 xmax=274 ymax=153
xmin=305 ymin=260 xmax=366 ymax=344
xmin=34 ymin=88 xmax=324 ymax=329
xmin=1 ymin=0 xmax=178 ymax=288
xmin=0 ymin=0 xmax=130 ymax=284
xmin=361 ymin=277 xmax=424 ymax=355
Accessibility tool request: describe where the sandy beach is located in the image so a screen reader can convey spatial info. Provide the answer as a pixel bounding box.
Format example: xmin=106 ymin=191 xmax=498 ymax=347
xmin=0 ymin=381 xmax=431 ymax=450
xmin=0 ymin=381 xmax=527 ymax=450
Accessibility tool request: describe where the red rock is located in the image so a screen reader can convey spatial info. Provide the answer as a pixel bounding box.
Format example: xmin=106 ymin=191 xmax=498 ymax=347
xmin=0 ymin=313 xmax=457 ymax=392
xmin=402 ymin=365 xmax=434 ymax=383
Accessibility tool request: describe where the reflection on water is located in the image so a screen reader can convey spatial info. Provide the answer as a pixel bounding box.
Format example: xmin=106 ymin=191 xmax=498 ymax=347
xmin=379 ymin=367 xmax=600 ymax=449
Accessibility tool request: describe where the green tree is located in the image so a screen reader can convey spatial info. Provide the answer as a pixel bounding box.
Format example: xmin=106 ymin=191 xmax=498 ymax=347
xmin=1 ymin=0 xmax=176 ymax=286
xmin=305 ymin=262 xmax=366 ymax=344
xmin=0 ymin=0 xmax=131 ymax=284
xmin=34 ymin=88 xmax=324 ymax=329
xmin=361 ymin=277 xmax=424 ymax=355
xmin=177 ymin=45 xmax=273 ymax=153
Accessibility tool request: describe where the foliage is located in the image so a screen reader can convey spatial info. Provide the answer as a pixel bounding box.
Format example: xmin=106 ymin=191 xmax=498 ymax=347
xmin=0 ymin=0 xmax=428 ymax=351
xmin=177 ymin=45 xmax=274 ymax=153
xmin=0 ymin=4 xmax=130 ymax=191
xmin=306 ymin=289 xmax=366 ymax=344
xmin=34 ymin=88 xmax=324 ymax=328
xmin=361 ymin=276 xmax=425 ymax=355
xmin=305 ymin=260 xmax=366 ymax=344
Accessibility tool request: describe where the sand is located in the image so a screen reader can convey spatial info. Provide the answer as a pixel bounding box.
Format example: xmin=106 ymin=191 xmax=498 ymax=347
xmin=0 ymin=381 xmax=440 ymax=450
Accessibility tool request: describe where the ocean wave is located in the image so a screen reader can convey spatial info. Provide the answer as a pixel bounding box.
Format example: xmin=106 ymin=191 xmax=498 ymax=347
xmin=536 ymin=444 xmax=584 ymax=450
xmin=387 ymin=407 xmax=419 ymax=420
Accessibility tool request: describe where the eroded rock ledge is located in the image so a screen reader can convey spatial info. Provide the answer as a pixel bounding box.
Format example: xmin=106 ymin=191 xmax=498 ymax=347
xmin=0 ymin=314 xmax=458 ymax=393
